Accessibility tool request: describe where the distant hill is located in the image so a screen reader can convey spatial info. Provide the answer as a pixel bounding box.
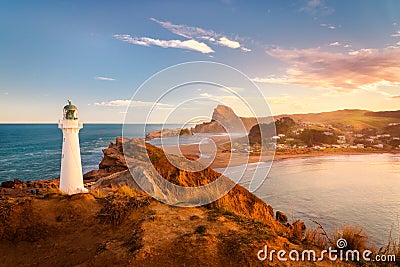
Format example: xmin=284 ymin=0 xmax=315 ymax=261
xmin=364 ymin=110 xmax=400 ymax=118
xmin=275 ymin=109 xmax=400 ymax=131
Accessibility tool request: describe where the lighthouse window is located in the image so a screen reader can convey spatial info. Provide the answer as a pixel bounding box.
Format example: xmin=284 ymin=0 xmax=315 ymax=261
xmin=62 ymin=154 xmax=64 ymax=158
xmin=63 ymin=138 xmax=65 ymax=142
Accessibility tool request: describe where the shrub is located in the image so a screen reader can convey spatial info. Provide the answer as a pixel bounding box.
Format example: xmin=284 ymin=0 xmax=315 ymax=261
xmin=195 ymin=225 xmax=207 ymax=235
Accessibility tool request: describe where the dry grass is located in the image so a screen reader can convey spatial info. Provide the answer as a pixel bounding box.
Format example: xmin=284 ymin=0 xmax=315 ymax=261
xmin=305 ymin=221 xmax=369 ymax=252
xmin=0 ymin=199 xmax=16 ymax=224
xmin=379 ymin=224 xmax=400 ymax=266
xmin=303 ymin=227 xmax=330 ymax=249
xmin=305 ymin=221 xmax=400 ymax=266
xmin=333 ymin=225 xmax=368 ymax=252
xmin=116 ymin=185 xmax=138 ymax=197
xmin=90 ymin=189 xmax=108 ymax=199
xmin=98 ymin=187 xmax=151 ymax=226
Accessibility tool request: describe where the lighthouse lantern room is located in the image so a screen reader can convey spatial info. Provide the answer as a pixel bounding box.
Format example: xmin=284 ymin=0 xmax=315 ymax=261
xmin=58 ymin=100 xmax=88 ymax=194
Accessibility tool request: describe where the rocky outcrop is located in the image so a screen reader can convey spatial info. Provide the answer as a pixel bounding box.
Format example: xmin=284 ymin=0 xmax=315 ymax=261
xmin=276 ymin=210 xmax=288 ymax=224
xmin=211 ymin=105 xmax=239 ymax=124
xmin=193 ymin=105 xmax=270 ymax=134
xmin=0 ymin=178 xmax=59 ymax=197
xmin=193 ymin=105 xmax=243 ymax=133
xmin=84 ymin=138 xmax=128 ymax=181
xmin=145 ymin=128 xmax=192 ymax=140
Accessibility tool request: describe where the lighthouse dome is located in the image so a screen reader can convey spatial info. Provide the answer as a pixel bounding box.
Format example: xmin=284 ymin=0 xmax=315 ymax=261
xmin=64 ymin=100 xmax=78 ymax=111
xmin=63 ymin=100 xmax=78 ymax=120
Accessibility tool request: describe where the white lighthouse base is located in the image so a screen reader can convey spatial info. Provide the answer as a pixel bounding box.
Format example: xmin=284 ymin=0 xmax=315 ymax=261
xmin=59 ymin=119 xmax=87 ymax=195
xmin=60 ymin=186 xmax=88 ymax=195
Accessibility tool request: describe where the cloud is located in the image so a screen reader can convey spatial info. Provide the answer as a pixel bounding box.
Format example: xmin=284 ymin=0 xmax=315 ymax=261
xmin=113 ymin=34 xmax=214 ymax=54
xmin=320 ymin=23 xmax=336 ymax=29
xmin=94 ymin=76 xmax=115 ymax=81
xmin=300 ymin=0 xmax=334 ymax=15
xmin=328 ymin=42 xmax=351 ymax=48
xmin=392 ymin=95 xmax=400 ymax=99
xmin=392 ymin=31 xmax=400 ymax=37
xmin=217 ymin=37 xmax=240 ymax=49
xmin=150 ymin=18 xmax=250 ymax=52
xmin=253 ymin=46 xmax=400 ymax=92
xmin=329 ymin=41 xmax=340 ymax=46
xmin=94 ymin=99 xmax=173 ymax=108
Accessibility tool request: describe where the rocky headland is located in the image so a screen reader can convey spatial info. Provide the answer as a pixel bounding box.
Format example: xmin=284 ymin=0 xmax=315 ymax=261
xmin=192 ymin=105 xmax=271 ymax=134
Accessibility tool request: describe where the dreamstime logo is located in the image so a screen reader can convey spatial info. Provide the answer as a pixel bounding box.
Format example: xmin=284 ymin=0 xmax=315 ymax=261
xmin=257 ymin=238 xmax=396 ymax=263
xmin=122 ymin=61 xmax=276 ymax=207
xmin=336 ymin=238 xmax=347 ymax=249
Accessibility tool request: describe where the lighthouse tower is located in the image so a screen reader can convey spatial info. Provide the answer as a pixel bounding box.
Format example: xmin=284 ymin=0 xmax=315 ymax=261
xmin=58 ymin=100 xmax=88 ymax=194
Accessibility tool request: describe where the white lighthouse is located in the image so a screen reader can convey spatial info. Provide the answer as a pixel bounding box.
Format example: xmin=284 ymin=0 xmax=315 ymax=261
xmin=58 ymin=100 xmax=88 ymax=194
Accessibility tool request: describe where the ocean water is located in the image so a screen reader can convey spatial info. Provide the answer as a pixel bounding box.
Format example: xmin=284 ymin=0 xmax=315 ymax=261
xmin=0 ymin=124 xmax=182 ymax=182
xmin=218 ymin=154 xmax=400 ymax=246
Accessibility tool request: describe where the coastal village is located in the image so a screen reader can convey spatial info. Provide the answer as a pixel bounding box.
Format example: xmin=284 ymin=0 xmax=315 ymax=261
xmin=261 ymin=120 xmax=400 ymax=152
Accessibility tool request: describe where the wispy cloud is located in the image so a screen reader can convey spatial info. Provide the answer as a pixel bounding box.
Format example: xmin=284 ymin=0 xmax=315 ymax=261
xmin=94 ymin=99 xmax=173 ymax=108
xmin=329 ymin=41 xmax=340 ymax=46
xmin=150 ymin=18 xmax=251 ymax=52
xmin=253 ymin=46 xmax=400 ymax=93
xmin=320 ymin=23 xmax=337 ymax=29
xmin=393 ymin=95 xmax=400 ymax=99
xmin=300 ymin=0 xmax=334 ymax=15
xmin=328 ymin=41 xmax=351 ymax=48
xmin=392 ymin=31 xmax=400 ymax=37
xmin=94 ymin=76 xmax=115 ymax=81
xmin=113 ymin=34 xmax=214 ymax=54
xmin=240 ymin=47 xmax=252 ymax=52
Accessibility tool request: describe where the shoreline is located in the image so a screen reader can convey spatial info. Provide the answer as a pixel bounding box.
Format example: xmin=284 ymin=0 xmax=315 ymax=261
xmin=274 ymin=149 xmax=400 ymax=161
xmin=166 ymin=142 xmax=400 ymax=169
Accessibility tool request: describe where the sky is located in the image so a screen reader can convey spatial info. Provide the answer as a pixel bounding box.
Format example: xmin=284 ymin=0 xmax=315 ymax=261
xmin=1 ymin=0 xmax=400 ymax=123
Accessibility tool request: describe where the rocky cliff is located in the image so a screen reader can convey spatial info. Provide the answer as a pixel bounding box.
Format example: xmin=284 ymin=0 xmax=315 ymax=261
xmin=193 ymin=105 xmax=270 ymax=134
xmin=84 ymin=137 xmax=282 ymax=228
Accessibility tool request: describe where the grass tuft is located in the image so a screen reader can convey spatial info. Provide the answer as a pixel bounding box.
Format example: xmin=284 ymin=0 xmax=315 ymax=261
xmin=98 ymin=188 xmax=151 ymax=226
xmin=333 ymin=225 xmax=368 ymax=252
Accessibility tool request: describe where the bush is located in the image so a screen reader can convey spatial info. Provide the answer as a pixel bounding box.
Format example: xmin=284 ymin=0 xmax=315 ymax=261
xmin=195 ymin=225 xmax=207 ymax=235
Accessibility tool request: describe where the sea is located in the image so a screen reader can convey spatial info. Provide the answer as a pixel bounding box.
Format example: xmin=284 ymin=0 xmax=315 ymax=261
xmin=217 ymin=154 xmax=400 ymax=246
xmin=0 ymin=124 xmax=183 ymax=181
xmin=1 ymin=124 xmax=399 ymax=246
